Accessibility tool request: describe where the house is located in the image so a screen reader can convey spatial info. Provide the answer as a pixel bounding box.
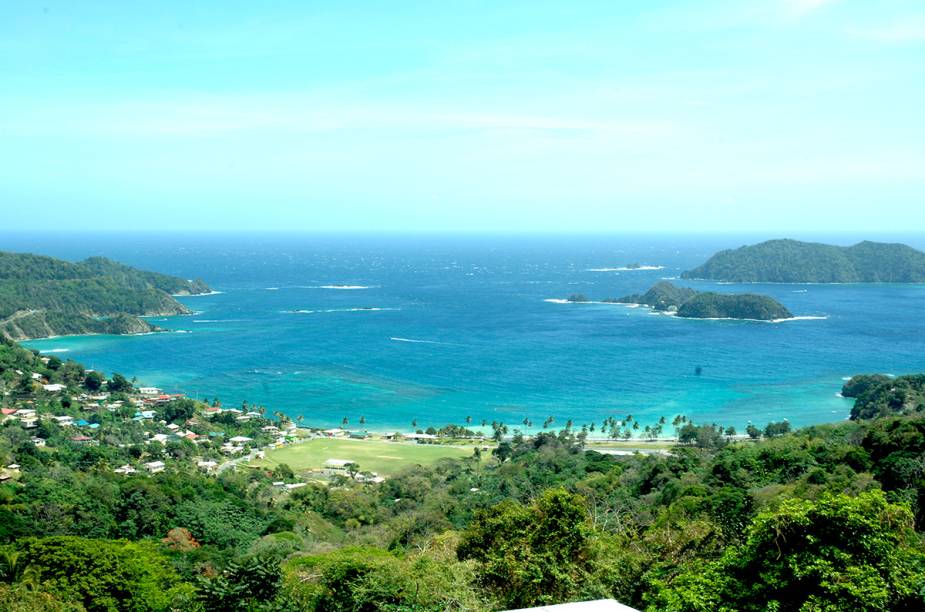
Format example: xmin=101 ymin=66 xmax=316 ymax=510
xmin=134 ymin=410 xmax=156 ymax=420
xmin=261 ymin=425 xmax=280 ymax=433
xmin=42 ymin=383 xmax=66 ymax=392
xmin=149 ymin=433 xmax=169 ymax=444
xmin=322 ymin=428 xmax=346 ymax=438
xmin=76 ymin=419 xmax=90 ymax=427
xmin=348 ymin=431 xmax=369 ymax=440
xmin=220 ymin=444 xmax=244 ymax=455
xmin=323 ymin=459 xmax=356 ymax=475
xmin=52 ymin=415 xmax=75 ymax=427
xmin=138 ymin=387 xmax=162 ymax=396
xmin=402 ymin=432 xmax=437 ymax=442
xmin=166 ymin=423 xmax=180 ymax=431
xmin=70 ymin=435 xmax=94 ymax=444
xmin=197 ymin=460 xmax=219 ymax=473
xmin=143 ymin=461 xmax=165 ymax=473
xmin=31 ymin=437 xmax=46 ymax=448
xmin=20 ymin=418 xmax=38 ymax=429
xmin=1 ymin=408 xmax=16 ymax=416
xmin=228 ymin=436 xmax=252 ymax=444
xmin=31 ymin=372 xmax=43 ymax=380
xmin=114 ymin=464 xmax=137 ymax=475
xmin=284 ymin=483 xmax=307 ymax=490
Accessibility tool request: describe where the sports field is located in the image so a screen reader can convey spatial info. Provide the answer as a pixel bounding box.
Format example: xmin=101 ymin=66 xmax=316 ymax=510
xmin=248 ymin=437 xmax=478 ymax=476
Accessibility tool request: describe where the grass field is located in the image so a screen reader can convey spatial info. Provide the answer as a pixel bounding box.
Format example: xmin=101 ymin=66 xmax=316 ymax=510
xmin=248 ymin=438 xmax=477 ymax=476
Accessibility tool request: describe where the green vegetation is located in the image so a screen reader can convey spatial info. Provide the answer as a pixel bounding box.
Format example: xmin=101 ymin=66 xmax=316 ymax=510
xmin=610 ymin=281 xmax=793 ymax=320
xmin=676 ymin=292 xmax=793 ymax=320
xmin=0 ymin=251 xmax=211 ymax=341
xmin=682 ymin=239 xmax=925 ymax=283
xmin=250 ymin=438 xmax=476 ymax=476
xmin=3 ymin=336 xmax=925 ymax=610
xmin=843 ymin=373 xmax=925 ymax=420
xmin=610 ymin=281 xmax=697 ymax=311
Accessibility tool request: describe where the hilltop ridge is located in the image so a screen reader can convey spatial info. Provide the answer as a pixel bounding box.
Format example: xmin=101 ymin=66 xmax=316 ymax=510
xmin=682 ymin=239 xmax=925 ymax=283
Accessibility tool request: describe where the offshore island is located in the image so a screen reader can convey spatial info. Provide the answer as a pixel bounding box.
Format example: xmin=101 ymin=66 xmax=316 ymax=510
xmin=567 ymin=281 xmax=794 ymax=321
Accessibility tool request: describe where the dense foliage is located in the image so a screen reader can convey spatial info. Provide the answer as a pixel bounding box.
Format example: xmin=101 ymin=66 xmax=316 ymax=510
xmin=844 ymin=373 xmax=925 ymax=420
xmin=676 ymin=291 xmax=792 ymax=320
xmin=682 ymin=239 xmax=925 ymax=283
xmin=611 ymin=281 xmax=697 ymax=311
xmin=0 ymin=251 xmax=211 ymax=340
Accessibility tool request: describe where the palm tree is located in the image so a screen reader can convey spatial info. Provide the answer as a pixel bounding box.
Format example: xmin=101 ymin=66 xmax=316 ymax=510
xmin=411 ymin=419 xmax=417 ymax=428
xmin=342 ymin=416 xmax=349 ymax=426
xmin=359 ymin=415 xmax=366 ymax=425
xmin=0 ymin=550 xmax=41 ymax=591
xmin=296 ymin=415 xmax=304 ymax=425
xmin=465 ymin=415 xmax=472 ymax=425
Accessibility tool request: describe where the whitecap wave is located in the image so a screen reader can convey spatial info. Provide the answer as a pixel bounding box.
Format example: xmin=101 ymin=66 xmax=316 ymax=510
xmin=42 ymin=348 xmax=70 ymax=353
xmin=587 ymin=265 xmax=664 ymax=272
xmin=175 ymin=291 xmax=223 ymax=297
xmin=318 ymin=284 xmax=371 ymax=290
xmin=544 ymin=298 xmax=572 ymax=304
xmin=284 ymin=307 xmax=398 ymax=314
xmin=390 ymin=337 xmax=444 ymax=345
xmin=192 ymin=319 xmax=248 ymax=323
xmin=265 ymin=287 xmax=279 ymax=291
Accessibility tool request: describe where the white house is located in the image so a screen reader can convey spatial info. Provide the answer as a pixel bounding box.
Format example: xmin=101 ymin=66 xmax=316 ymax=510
xmin=42 ymin=383 xmax=66 ymax=392
xmin=114 ymin=464 xmax=137 ymax=475
xmin=52 ymin=415 xmax=75 ymax=427
xmin=228 ymin=436 xmax=253 ymax=443
xmin=143 ymin=461 xmax=165 ymax=474
xmin=138 ymin=387 xmax=162 ymax=396
xmin=197 ymin=460 xmax=219 ymax=473
xmin=402 ymin=432 xmax=437 ymax=441
xmin=31 ymin=437 xmax=46 ymax=448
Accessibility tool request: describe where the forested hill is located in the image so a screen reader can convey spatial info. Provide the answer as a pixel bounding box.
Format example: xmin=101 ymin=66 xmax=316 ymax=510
xmin=0 ymin=251 xmax=211 ymax=340
xmin=610 ymin=281 xmax=793 ymax=320
xmin=682 ymin=239 xmax=925 ymax=283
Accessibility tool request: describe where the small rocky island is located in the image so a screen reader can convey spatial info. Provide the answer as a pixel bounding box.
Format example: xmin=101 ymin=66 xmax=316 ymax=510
xmin=605 ymin=281 xmax=794 ymax=320
xmin=0 ymin=251 xmax=212 ymax=340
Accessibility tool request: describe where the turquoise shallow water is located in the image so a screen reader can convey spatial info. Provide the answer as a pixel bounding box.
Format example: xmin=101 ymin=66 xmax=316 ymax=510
xmin=11 ymin=233 xmax=925 ymax=433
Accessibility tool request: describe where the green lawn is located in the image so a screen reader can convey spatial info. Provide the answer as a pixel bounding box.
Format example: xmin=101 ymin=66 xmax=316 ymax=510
xmin=248 ymin=438 xmax=477 ymax=476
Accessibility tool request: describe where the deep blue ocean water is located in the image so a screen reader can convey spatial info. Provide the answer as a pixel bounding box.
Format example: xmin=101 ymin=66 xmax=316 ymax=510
xmin=8 ymin=233 xmax=925 ymax=433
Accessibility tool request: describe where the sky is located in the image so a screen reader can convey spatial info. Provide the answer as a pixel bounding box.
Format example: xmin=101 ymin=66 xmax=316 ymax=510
xmin=1 ymin=0 xmax=923 ymax=233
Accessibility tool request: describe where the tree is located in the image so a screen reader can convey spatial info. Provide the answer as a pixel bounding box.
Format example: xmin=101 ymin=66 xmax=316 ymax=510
xmin=764 ymin=420 xmax=791 ymax=438
xmin=745 ymin=423 xmax=761 ymax=439
xmin=652 ymin=490 xmax=925 ymax=611
xmin=458 ymin=488 xmax=592 ymax=608
xmin=107 ymin=373 xmax=132 ymax=393
xmin=83 ymin=371 xmax=104 ymax=392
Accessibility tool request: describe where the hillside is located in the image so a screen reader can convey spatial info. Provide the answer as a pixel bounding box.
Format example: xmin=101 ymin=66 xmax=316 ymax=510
xmin=610 ymin=281 xmax=793 ymax=320
xmin=0 ymin=251 xmax=211 ymax=340
xmin=682 ymin=239 xmax=925 ymax=283
xmin=843 ymin=373 xmax=925 ymax=420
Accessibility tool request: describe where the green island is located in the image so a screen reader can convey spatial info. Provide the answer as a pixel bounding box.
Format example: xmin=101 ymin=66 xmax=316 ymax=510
xmin=0 ymin=251 xmax=211 ymax=341
xmin=2 ymin=334 xmax=925 ymax=611
xmin=682 ymin=239 xmax=925 ymax=283
xmin=602 ymin=281 xmax=794 ymax=320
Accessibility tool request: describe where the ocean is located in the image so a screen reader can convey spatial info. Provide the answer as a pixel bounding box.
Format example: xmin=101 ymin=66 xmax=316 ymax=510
xmin=10 ymin=232 xmax=925 ymax=434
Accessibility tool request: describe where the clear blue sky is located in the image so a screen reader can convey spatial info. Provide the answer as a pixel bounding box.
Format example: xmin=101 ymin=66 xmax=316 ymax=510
xmin=1 ymin=1 xmax=923 ymax=232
